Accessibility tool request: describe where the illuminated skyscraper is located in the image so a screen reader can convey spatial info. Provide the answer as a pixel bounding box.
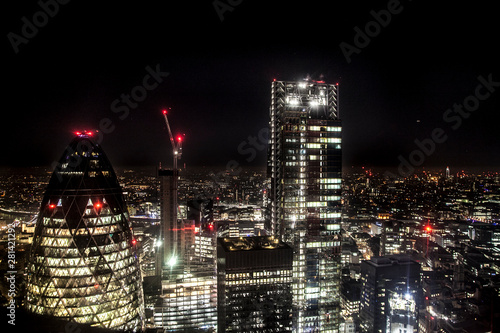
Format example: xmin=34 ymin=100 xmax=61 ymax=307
xmin=154 ymin=171 xmax=217 ymax=331
xmin=267 ymin=80 xmax=342 ymax=332
xmin=25 ymin=132 xmax=144 ymax=331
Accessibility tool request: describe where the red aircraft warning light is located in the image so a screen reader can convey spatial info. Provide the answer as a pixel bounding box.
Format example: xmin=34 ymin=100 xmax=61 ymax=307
xmin=49 ymin=203 xmax=56 ymax=209
xmin=75 ymin=130 xmax=94 ymax=137
xmin=425 ymin=225 xmax=432 ymax=233
xmin=94 ymin=202 xmax=102 ymax=209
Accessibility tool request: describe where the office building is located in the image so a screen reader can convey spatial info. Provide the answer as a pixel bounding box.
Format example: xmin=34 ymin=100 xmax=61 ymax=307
xmin=359 ymin=255 xmax=421 ymax=333
xmin=267 ymin=79 xmax=342 ymax=332
xmin=153 ymin=269 xmax=217 ymax=330
xmin=25 ymin=131 xmax=144 ymax=331
xmin=217 ymin=236 xmax=293 ymax=332
xmin=154 ymin=174 xmax=217 ymax=331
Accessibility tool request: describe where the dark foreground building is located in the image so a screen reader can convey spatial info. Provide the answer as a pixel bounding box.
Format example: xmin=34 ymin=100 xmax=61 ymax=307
xmin=359 ymin=255 xmax=421 ymax=333
xmin=25 ymin=132 xmax=144 ymax=331
xmin=217 ymin=236 xmax=293 ymax=332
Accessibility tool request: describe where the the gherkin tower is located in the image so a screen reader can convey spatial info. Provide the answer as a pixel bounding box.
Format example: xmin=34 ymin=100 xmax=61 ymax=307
xmin=25 ymin=132 xmax=144 ymax=331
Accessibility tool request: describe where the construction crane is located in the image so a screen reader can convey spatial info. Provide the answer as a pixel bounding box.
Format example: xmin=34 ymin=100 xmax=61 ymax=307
xmin=161 ymin=108 xmax=183 ymax=272
xmin=162 ymin=108 xmax=183 ymax=170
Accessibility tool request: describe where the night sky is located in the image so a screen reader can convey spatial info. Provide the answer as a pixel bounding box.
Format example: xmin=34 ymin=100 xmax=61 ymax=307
xmin=3 ymin=1 xmax=499 ymax=172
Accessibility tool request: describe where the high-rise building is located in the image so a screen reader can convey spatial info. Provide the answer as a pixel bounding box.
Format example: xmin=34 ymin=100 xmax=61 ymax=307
xmin=267 ymin=79 xmax=342 ymax=332
xmin=154 ymin=173 xmax=217 ymax=331
xmin=217 ymin=236 xmax=293 ymax=332
xmin=158 ymin=168 xmax=182 ymax=276
xmin=359 ymin=256 xmax=421 ymax=333
xmin=25 ymin=132 xmax=144 ymax=331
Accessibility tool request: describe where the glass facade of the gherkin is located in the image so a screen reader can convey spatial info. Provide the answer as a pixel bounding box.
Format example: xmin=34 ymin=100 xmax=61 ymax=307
xmin=25 ymin=132 xmax=144 ymax=331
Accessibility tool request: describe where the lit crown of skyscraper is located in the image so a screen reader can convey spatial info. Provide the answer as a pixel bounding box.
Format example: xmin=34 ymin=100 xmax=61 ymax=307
xmin=25 ymin=131 xmax=144 ymax=331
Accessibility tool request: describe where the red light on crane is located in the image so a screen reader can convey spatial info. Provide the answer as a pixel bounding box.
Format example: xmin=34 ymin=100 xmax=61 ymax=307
xmin=162 ymin=109 xmax=167 ymax=115
xmin=94 ymin=202 xmax=102 ymax=209
xmin=176 ymin=135 xmax=182 ymax=142
xmin=49 ymin=203 xmax=56 ymax=209
xmin=131 ymin=238 xmax=137 ymax=246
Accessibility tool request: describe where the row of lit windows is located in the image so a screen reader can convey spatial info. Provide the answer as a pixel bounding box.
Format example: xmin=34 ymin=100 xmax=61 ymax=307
xmin=42 ymin=215 xmax=122 ymax=228
xmin=319 ymin=178 xmax=341 ymax=184
xmin=309 ymin=126 xmax=341 ymax=132
xmin=283 ymin=125 xmax=341 ymax=132
xmin=226 ymin=277 xmax=292 ymax=286
xmin=28 ymin=303 xmax=139 ymax=329
xmin=35 ymin=241 xmax=130 ymax=259
xmin=306 ymin=240 xmax=341 ymax=248
xmin=320 ymin=184 xmax=341 ymax=189
xmin=287 ymin=145 xmax=341 ymax=153
xmin=320 ymin=212 xmax=341 ymax=218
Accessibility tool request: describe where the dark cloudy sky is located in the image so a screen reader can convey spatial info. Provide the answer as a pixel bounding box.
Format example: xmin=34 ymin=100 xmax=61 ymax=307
xmin=3 ymin=1 xmax=499 ymax=171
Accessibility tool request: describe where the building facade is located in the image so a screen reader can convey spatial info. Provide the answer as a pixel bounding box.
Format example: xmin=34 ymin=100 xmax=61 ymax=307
xmin=267 ymin=79 xmax=342 ymax=332
xmin=158 ymin=168 xmax=182 ymax=276
xmin=25 ymin=132 xmax=144 ymax=331
xmin=359 ymin=256 xmax=421 ymax=333
xmin=217 ymin=236 xmax=293 ymax=332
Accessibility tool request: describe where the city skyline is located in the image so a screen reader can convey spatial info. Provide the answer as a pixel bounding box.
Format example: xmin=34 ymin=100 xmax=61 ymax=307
xmin=2 ymin=150 xmax=500 ymax=331
xmin=3 ymin=1 xmax=500 ymax=171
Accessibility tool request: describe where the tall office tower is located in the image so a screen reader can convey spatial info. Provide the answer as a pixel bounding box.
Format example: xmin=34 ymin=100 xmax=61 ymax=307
xmin=359 ymin=256 xmax=421 ymax=333
xmin=25 ymin=132 xmax=144 ymax=331
xmin=267 ymin=80 xmax=342 ymax=332
xmin=217 ymin=236 xmax=293 ymax=332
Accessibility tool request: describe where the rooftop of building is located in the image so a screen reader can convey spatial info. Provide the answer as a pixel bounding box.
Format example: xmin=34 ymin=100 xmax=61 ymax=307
xmin=218 ymin=235 xmax=290 ymax=252
xmin=367 ymin=254 xmax=420 ymax=267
